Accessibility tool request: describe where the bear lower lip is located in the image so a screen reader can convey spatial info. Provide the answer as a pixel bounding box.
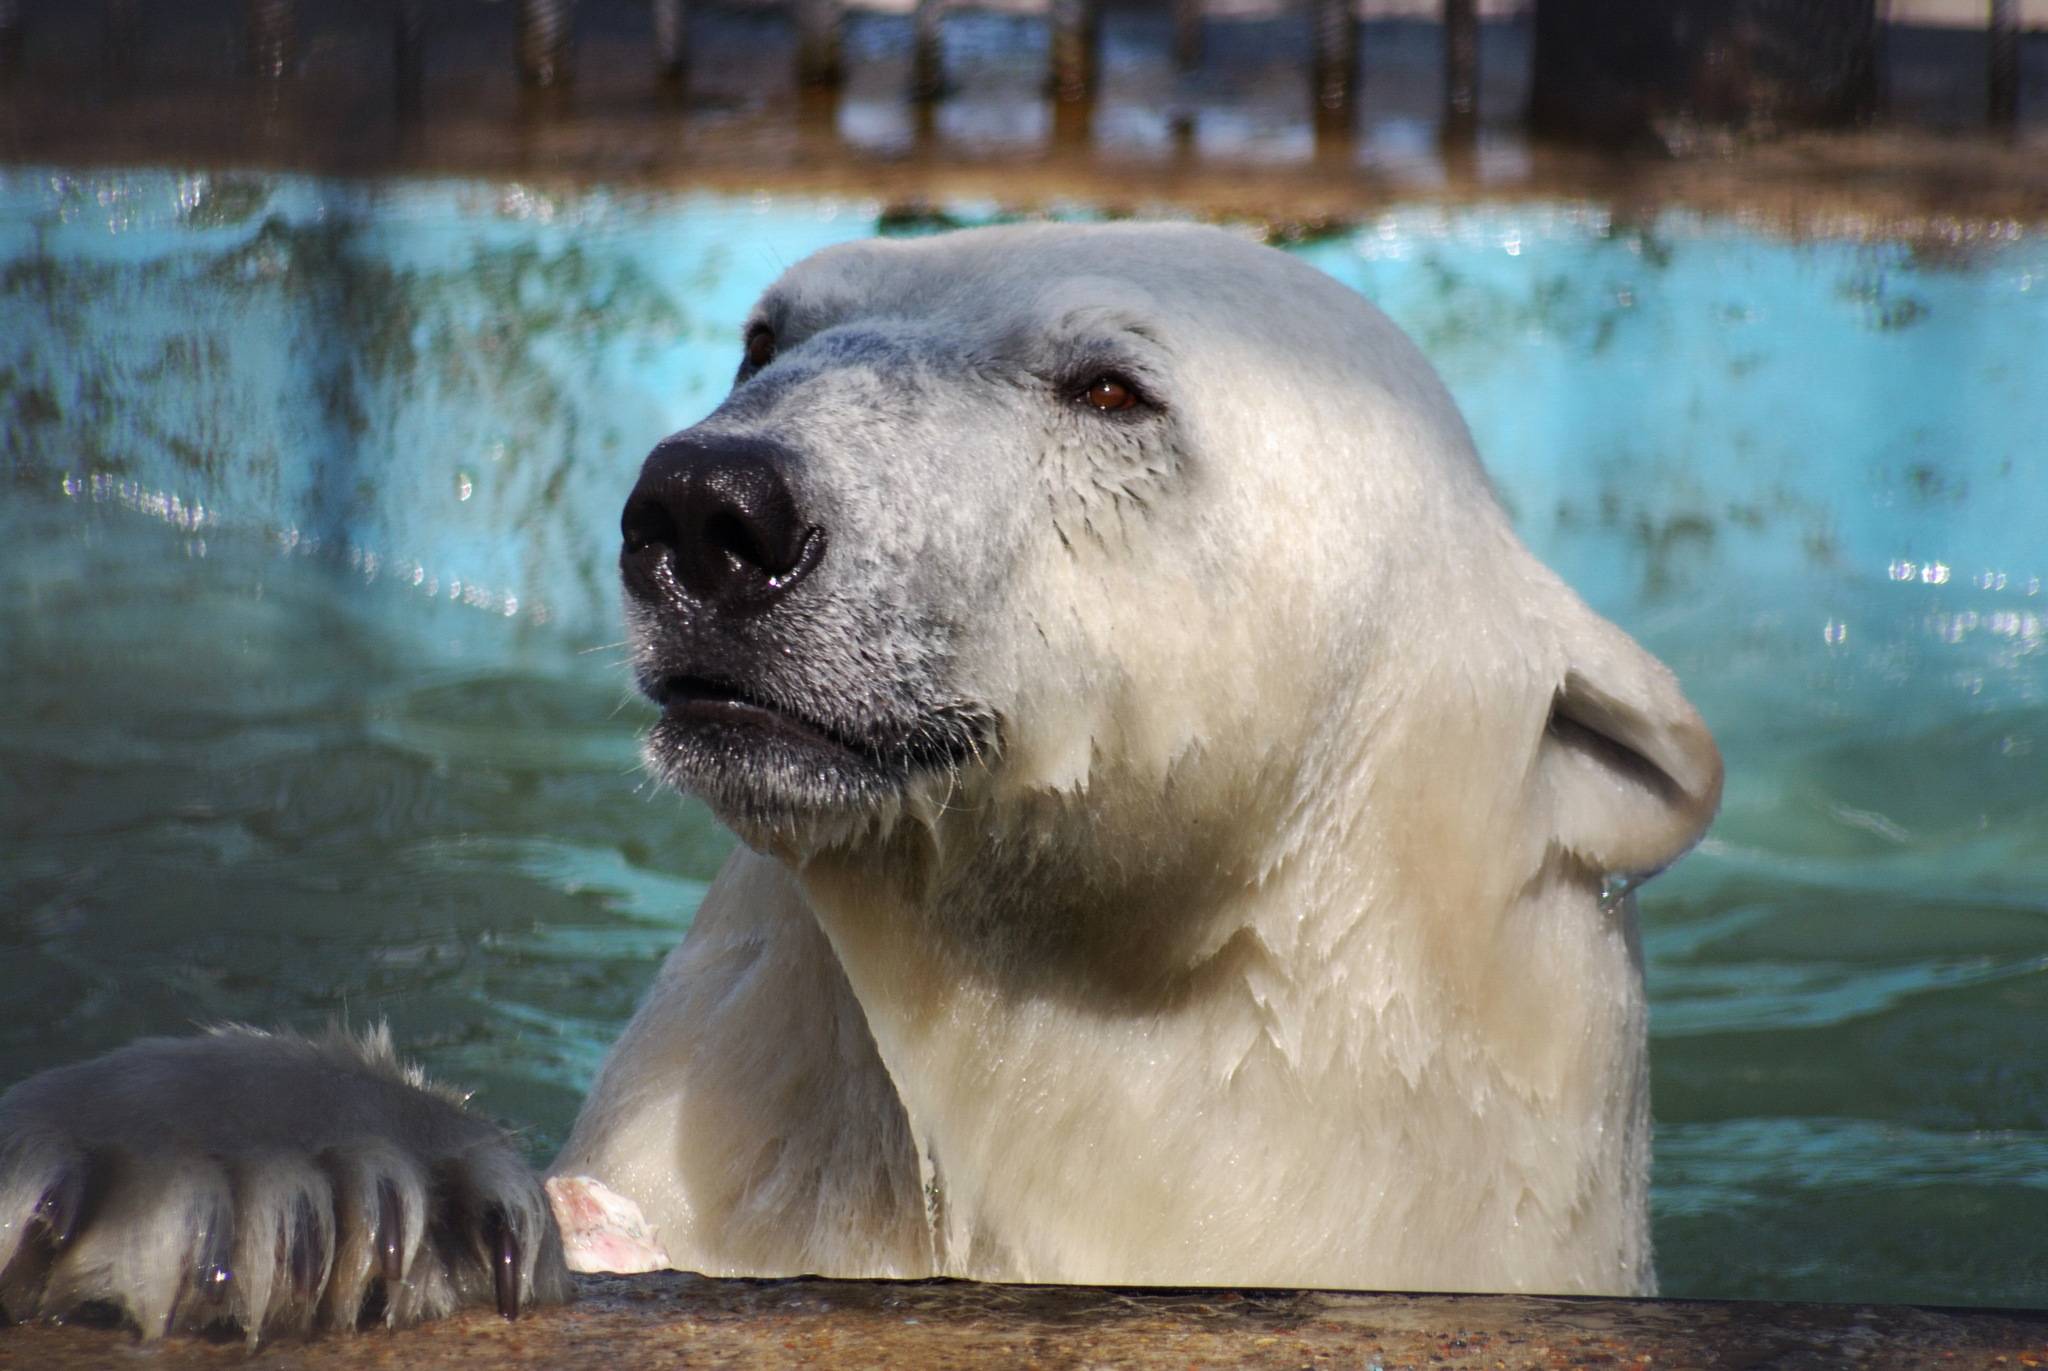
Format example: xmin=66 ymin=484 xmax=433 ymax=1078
xmin=639 ymin=672 xmax=995 ymax=824
xmin=655 ymin=676 xmax=866 ymax=761
xmin=643 ymin=674 xmax=908 ymax=823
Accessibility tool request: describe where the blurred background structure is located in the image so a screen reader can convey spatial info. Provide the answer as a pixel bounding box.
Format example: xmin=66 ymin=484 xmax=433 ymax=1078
xmin=0 ymin=0 xmax=2044 ymax=216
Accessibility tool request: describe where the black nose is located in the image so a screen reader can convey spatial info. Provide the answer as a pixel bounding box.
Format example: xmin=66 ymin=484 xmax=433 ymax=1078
xmin=621 ymin=434 xmax=826 ymax=613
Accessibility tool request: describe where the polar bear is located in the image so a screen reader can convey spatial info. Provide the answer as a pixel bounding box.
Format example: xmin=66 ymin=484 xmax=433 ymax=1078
xmin=0 ymin=222 xmax=1720 ymax=1340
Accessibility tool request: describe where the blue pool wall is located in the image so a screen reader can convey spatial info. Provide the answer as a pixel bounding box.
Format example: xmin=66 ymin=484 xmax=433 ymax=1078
xmin=4 ymin=169 xmax=2047 ymax=671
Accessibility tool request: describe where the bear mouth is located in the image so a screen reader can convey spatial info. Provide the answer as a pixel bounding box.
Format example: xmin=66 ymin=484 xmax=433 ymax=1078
xmin=639 ymin=668 xmax=999 ymax=827
xmin=652 ymin=675 xmax=873 ymax=766
xmin=640 ymin=671 xmax=948 ymax=825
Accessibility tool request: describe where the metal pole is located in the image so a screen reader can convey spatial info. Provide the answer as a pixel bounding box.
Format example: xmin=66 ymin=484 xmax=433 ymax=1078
xmin=653 ymin=0 xmax=686 ymax=79
xmin=1175 ymin=0 xmax=1202 ymax=70
xmin=1312 ymin=0 xmax=1355 ymax=114
xmin=105 ymin=0 xmax=143 ymax=78
xmin=1053 ymin=82 xmax=1092 ymax=142
xmin=798 ymin=76 xmax=839 ymax=142
xmin=395 ymin=0 xmax=426 ymax=114
xmin=247 ymin=0 xmax=298 ymax=78
xmin=796 ymin=0 xmax=841 ymax=85
xmin=1988 ymin=0 xmax=2019 ymax=125
xmin=912 ymin=0 xmax=942 ymax=100
xmin=1049 ymin=0 xmax=1095 ymax=102
xmin=518 ymin=0 xmax=571 ymax=87
xmin=1442 ymin=0 xmax=1477 ymax=137
xmin=0 ymin=0 xmax=19 ymax=75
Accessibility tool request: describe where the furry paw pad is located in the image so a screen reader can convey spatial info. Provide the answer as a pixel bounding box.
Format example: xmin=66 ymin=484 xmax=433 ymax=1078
xmin=0 ymin=1027 xmax=572 ymax=1340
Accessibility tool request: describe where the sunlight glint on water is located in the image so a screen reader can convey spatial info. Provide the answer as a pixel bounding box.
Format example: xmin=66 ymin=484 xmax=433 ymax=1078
xmin=2 ymin=171 xmax=2046 ymax=1305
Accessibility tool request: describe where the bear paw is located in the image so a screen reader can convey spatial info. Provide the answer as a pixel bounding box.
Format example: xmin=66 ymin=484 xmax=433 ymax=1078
xmin=0 ymin=1026 xmax=571 ymax=1341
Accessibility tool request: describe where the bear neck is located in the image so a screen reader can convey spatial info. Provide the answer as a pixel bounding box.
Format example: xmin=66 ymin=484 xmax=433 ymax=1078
xmin=791 ymin=771 xmax=1652 ymax=1294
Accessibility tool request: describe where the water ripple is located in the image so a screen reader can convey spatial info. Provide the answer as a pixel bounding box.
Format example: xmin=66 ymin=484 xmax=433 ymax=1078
xmin=1656 ymin=1117 xmax=2048 ymax=1218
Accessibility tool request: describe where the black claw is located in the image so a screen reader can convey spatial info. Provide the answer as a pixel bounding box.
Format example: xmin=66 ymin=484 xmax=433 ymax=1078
xmin=34 ymin=1168 xmax=85 ymax=1250
xmin=196 ymin=1206 xmax=235 ymax=1306
xmin=0 ymin=1167 xmax=86 ymax=1302
xmin=374 ymin=1178 xmax=405 ymax=1285
xmin=197 ymin=1261 xmax=233 ymax=1306
xmin=287 ymin=1196 xmax=325 ymax=1302
xmin=0 ymin=1223 xmax=53 ymax=1314
xmin=484 ymin=1209 xmax=520 ymax=1321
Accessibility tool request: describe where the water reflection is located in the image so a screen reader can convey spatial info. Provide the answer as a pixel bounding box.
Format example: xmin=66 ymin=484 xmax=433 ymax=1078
xmin=0 ymin=492 xmax=730 ymax=1162
xmin=3 ymin=176 xmax=2048 ymax=1306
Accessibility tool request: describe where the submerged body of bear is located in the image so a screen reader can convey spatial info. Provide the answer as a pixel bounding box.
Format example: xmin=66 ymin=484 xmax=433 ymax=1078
xmin=0 ymin=224 xmax=1720 ymax=1338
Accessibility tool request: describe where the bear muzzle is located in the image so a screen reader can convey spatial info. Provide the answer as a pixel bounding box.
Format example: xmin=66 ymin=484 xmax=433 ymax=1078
xmin=619 ymin=427 xmax=997 ymax=828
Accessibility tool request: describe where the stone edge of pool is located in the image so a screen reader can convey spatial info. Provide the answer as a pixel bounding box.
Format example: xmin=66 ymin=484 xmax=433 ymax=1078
xmin=4 ymin=1272 xmax=2047 ymax=1367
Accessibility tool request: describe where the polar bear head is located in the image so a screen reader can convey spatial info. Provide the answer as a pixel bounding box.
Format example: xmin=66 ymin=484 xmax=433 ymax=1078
xmin=621 ymin=221 xmax=1719 ymax=998
xmin=614 ymin=222 xmax=1722 ymax=1291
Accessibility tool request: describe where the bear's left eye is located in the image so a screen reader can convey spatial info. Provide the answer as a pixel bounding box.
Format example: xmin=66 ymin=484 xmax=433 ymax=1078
xmin=744 ymin=325 xmax=776 ymax=371
xmin=1078 ymin=375 xmax=1139 ymax=412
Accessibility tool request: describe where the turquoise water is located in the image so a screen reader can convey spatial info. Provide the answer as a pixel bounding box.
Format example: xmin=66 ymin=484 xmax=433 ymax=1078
xmin=4 ymin=171 xmax=2048 ymax=1305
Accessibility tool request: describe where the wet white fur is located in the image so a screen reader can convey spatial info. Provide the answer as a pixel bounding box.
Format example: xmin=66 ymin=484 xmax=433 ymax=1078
xmin=555 ymin=224 xmax=1722 ymax=1295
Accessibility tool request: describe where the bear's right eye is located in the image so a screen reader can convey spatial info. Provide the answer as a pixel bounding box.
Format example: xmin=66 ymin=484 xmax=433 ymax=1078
xmin=744 ymin=326 xmax=776 ymax=371
xmin=1076 ymin=373 xmax=1143 ymax=412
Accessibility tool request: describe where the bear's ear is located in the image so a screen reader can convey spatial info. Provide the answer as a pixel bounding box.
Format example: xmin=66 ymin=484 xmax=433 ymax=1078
xmin=1537 ymin=618 xmax=1723 ymax=878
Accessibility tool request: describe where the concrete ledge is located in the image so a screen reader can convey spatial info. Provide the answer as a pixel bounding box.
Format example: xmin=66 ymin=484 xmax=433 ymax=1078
xmin=5 ymin=1274 xmax=2048 ymax=1369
